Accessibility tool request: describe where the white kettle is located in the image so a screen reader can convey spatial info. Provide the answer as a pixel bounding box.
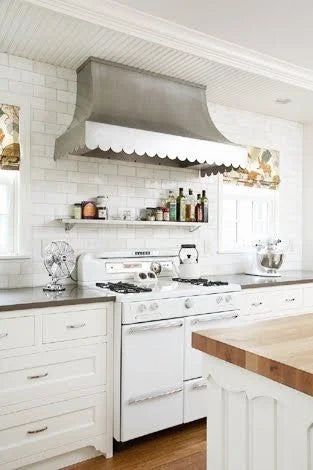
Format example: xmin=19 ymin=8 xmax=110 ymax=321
xmin=178 ymin=244 xmax=200 ymax=279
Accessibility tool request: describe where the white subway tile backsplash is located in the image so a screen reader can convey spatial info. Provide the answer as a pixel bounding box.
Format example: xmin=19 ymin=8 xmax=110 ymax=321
xmin=34 ymin=85 xmax=56 ymax=100
xmin=9 ymin=54 xmax=33 ymax=71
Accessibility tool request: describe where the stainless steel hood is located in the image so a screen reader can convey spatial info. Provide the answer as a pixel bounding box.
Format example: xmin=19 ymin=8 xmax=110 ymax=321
xmin=54 ymin=57 xmax=246 ymax=173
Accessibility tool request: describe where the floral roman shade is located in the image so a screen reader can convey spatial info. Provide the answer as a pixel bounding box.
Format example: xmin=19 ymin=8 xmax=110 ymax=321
xmin=223 ymin=146 xmax=280 ymax=190
xmin=0 ymin=103 xmax=20 ymax=170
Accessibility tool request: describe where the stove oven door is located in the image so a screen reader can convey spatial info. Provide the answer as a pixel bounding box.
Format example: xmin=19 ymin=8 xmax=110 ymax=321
xmin=121 ymin=318 xmax=184 ymax=441
xmin=183 ymin=310 xmax=240 ymax=424
xmin=184 ymin=310 xmax=240 ymax=381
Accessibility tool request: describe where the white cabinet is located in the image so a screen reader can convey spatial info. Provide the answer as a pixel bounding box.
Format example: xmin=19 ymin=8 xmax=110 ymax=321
xmin=0 ymin=394 xmax=106 ymax=467
xmin=0 ymin=316 xmax=35 ymax=351
xmin=240 ymin=283 xmax=313 ymax=323
xmin=42 ymin=308 xmax=107 ymax=343
xmin=0 ymin=302 xmax=113 ymax=470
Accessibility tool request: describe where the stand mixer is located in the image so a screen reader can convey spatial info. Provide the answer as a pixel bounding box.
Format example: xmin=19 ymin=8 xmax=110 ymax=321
xmin=245 ymin=239 xmax=285 ymax=277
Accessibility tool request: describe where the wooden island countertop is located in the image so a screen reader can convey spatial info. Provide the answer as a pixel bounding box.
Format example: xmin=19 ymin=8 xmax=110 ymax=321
xmin=192 ymin=313 xmax=313 ymax=396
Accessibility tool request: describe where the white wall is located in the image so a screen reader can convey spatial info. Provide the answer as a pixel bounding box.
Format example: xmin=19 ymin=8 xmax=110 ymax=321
xmin=302 ymin=123 xmax=313 ymax=270
xmin=0 ymin=53 xmax=304 ymax=288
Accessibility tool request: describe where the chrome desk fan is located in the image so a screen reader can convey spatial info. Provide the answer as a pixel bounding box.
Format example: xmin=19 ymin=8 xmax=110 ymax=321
xmin=43 ymin=241 xmax=75 ymax=291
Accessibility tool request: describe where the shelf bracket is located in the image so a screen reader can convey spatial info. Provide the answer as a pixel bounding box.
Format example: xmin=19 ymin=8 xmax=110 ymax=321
xmin=64 ymin=222 xmax=75 ymax=232
xmin=189 ymin=225 xmax=201 ymax=233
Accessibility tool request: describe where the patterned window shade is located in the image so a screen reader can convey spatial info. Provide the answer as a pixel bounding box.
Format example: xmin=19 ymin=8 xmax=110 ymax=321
xmin=223 ymin=147 xmax=280 ymax=190
xmin=0 ymin=103 xmax=20 ymax=171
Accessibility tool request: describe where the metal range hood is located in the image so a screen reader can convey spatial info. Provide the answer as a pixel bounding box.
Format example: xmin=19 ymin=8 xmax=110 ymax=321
xmin=54 ymin=57 xmax=247 ymax=175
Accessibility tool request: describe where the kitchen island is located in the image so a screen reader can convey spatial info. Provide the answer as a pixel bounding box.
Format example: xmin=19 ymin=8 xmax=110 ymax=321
xmin=192 ymin=313 xmax=313 ymax=470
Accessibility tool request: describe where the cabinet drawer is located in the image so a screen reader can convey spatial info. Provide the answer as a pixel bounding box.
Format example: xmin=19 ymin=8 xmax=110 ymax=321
xmin=275 ymin=288 xmax=303 ymax=311
xmin=0 ymin=344 xmax=106 ymax=407
xmin=241 ymin=292 xmax=274 ymax=316
xmin=42 ymin=308 xmax=107 ymax=343
xmin=0 ymin=316 xmax=35 ymax=351
xmin=183 ymin=378 xmax=207 ymax=423
xmin=0 ymin=394 xmax=106 ymax=466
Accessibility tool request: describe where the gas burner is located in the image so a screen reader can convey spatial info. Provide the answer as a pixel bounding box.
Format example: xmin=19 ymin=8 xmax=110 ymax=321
xmin=172 ymin=278 xmax=229 ymax=286
xmin=96 ymin=281 xmax=152 ymax=294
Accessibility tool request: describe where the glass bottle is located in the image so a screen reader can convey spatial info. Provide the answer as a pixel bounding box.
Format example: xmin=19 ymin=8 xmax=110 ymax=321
xmin=186 ymin=189 xmax=196 ymax=222
xmin=201 ymin=190 xmax=208 ymax=223
xmin=167 ymin=190 xmax=177 ymax=221
xmin=176 ymin=188 xmax=186 ymax=222
xmin=195 ymin=194 xmax=203 ymax=222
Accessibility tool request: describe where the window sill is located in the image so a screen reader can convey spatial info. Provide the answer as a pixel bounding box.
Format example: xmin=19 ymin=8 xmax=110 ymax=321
xmin=0 ymin=254 xmax=31 ymax=260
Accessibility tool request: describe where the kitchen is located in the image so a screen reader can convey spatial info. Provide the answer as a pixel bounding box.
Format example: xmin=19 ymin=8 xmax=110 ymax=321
xmin=0 ymin=1 xmax=313 ymax=469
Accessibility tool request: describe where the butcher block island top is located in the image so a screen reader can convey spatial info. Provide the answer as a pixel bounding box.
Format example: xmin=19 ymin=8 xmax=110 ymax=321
xmin=192 ymin=312 xmax=313 ymax=397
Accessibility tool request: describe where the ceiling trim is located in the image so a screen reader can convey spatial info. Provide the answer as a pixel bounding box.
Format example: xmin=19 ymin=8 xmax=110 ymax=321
xmin=25 ymin=0 xmax=313 ymax=90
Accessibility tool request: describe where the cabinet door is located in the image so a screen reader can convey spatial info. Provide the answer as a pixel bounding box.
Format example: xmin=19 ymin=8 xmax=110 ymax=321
xmin=121 ymin=319 xmax=184 ymax=441
xmin=184 ymin=311 xmax=239 ymax=381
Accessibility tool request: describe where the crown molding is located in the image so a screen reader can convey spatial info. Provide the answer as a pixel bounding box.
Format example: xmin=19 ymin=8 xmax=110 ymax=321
xmin=26 ymin=0 xmax=313 ymax=91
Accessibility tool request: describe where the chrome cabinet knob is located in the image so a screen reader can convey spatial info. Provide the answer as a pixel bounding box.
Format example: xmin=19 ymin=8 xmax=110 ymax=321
xmin=225 ymin=295 xmax=232 ymax=303
xmin=185 ymin=298 xmax=193 ymax=309
xmin=150 ymin=302 xmax=159 ymax=311
xmin=216 ymin=296 xmax=223 ymax=304
xmin=138 ymin=304 xmax=147 ymax=312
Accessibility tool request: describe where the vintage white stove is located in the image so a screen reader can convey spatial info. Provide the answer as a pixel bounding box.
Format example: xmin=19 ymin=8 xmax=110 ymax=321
xmin=77 ymin=251 xmax=241 ymax=442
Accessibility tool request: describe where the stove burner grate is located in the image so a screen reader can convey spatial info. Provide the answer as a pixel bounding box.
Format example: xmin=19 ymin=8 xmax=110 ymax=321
xmin=96 ymin=281 xmax=152 ymax=294
xmin=172 ymin=278 xmax=229 ymax=286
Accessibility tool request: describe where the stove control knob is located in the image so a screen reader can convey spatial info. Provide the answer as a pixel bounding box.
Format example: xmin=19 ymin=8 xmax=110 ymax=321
xmin=138 ymin=304 xmax=147 ymax=313
xmin=185 ymin=298 xmax=193 ymax=309
xmin=225 ymin=295 xmax=232 ymax=303
xmin=216 ymin=296 xmax=223 ymax=304
xmin=150 ymin=302 xmax=159 ymax=311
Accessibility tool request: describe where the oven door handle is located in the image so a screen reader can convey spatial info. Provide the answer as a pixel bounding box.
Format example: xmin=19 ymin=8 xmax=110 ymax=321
xmin=191 ymin=311 xmax=239 ymax=325
xmin=192 ymin=381 xmax=207 ymax=390
xmin=128 ymin=320 xmax=183 ymax=334
xmin=128 ymin=386 xmax=182 ymax=405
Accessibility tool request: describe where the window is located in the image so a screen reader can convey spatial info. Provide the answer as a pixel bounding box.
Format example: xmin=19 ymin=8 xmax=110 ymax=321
xmin=0 ymin=171 xmax=18 ymax=255
xmin=218 ymin=179 xmax=278 ymax=252
xmin=0 ymin=93 xmax=30 ymax=258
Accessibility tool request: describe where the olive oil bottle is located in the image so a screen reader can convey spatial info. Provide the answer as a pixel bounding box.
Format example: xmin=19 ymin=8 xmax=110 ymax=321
xmin=176 ymin=187 xmax=186 ymax=222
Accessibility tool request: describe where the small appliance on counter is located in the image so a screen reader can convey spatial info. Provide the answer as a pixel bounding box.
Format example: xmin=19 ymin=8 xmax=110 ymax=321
xmin=42 ymin=241 xmax=76 ymax=291
xmin=245 ymin=239 xmax=285 ymax=277
xmin=178 ymin=244 xmax=200 ymax=279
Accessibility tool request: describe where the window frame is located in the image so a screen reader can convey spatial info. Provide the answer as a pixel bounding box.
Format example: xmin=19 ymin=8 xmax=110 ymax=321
xmin=0 ymin=91 xmax=31 ymax=259
xmin=217 ymin=175 xmax=279 ymax=254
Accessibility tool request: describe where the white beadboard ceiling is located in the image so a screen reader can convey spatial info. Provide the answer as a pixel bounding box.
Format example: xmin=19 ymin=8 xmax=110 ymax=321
xmin=1 ymin=0 xmax=313 ymax=123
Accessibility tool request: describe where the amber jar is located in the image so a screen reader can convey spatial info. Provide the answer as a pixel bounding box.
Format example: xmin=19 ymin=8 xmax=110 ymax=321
xmin=81 ymin=201 xmax=97 ymax=219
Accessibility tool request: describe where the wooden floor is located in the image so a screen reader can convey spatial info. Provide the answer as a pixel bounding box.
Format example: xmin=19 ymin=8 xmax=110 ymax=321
xmin=66 ymin=420 xmax=206 ymax=470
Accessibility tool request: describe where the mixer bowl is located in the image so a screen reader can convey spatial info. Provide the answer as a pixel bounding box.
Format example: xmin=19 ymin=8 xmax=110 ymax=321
xmin=257 ymin=252 xmax=284 ymax=272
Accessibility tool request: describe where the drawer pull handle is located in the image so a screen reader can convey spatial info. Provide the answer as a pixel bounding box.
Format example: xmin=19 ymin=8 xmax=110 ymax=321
xmin=285 ymin=298 xmax=295 ymax=302
xmin=0 ymin=332 xmax=8 ymax=339
xmin=66 ymin=323 xmax=86 ymax=329
xmin=27 ymin=426 xmax=48 ymax=435
xmin=128 ymin=321 xmax=183 ymax=334
xmin=128 ymin=387 xmax=182 ymax=405
xmin=192 ymin=382 xmax=207 ymax=390
xmin=27 ymin=372 xmax=48 ymax=380
xmin=252 ymin=302 xmax=263 ymax=307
